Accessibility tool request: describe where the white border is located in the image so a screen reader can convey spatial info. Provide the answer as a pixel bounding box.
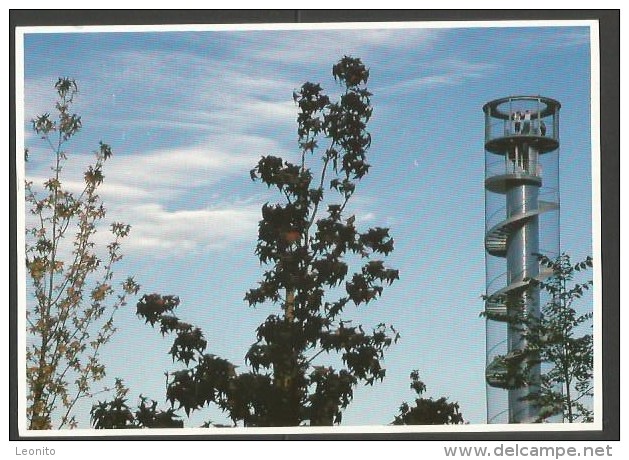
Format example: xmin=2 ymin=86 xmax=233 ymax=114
xmin=16 ymin=22 xmax=28 ymax=438
xmin=15 ymin=18 xmax=603 ymax=437
xmin=16 ymin=19 xmax=598 ymax=34
xmin=588 ymin=21 xmax=604 ymax=432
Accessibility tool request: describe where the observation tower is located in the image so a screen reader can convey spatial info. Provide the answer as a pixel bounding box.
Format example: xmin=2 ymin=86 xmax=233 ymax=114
xmin=483 ymin=96 xmax=561 ymax=423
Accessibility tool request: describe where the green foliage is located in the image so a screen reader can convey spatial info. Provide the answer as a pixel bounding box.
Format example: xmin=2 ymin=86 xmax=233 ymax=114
xmin=483 ymin=253 xmax=594 ymax=422
xmin=91 ymin=56 xmax=400 ymax=428
xmin=25 ymin=78 xmax=139 ymax=429
xmin=392 ymin=371 xmax=464 ymax=425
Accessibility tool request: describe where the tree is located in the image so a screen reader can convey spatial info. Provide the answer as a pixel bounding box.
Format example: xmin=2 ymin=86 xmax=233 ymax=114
xmin=484 ymin=253 xmax=593 ymax=423
xmin=523 ymin=253 xmax=594 ymax=422
xmin=392 ymin=371 xmax=464 ymax=425
xmin=90 ymin=379 xmax=183 ymax=429
xmin=91 ymin=56 xmax=400 ymax=428
xmin=25 ymin=78 xmax=140 ymax=429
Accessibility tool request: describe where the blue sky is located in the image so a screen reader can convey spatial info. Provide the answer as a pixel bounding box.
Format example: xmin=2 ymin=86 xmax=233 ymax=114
xmin=20 ymin=22 xmax=595 ymax=429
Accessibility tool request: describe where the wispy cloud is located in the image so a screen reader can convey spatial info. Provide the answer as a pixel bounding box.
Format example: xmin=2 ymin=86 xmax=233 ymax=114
xmin=377 ymin=58 xmax=499 ymax=95
xmin=23 ymin=41 xmax=297 ymax=249
xmin=547 ymin=28 xmax=592 ymax=49
xmin=21 ymin=26 xmax=445 ymax=257
xmin=24 ymin=132 xmax=282 ymax=255
xmin=498 ymin=26 xmax=591 ymax=52
xmin=116 ymin=202 xmax=261 ymax=253
xmin=244 ymin=27 xmax=443 ymax=65
xmin=103 ymin=135 xmax=273 ymax=197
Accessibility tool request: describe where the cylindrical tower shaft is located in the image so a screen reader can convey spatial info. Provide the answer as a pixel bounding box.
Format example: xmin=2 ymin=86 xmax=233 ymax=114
xmin=505 ymin=180 xmax=541 ymax=422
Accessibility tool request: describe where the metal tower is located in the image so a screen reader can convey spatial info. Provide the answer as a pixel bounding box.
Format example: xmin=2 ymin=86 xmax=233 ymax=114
xmin=483 ymin=96 xmax=561 ymax=423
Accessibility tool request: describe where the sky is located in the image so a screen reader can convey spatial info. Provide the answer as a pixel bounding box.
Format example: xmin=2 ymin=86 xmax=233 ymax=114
xmin=19 ymin=21 xmax=595 ymax=430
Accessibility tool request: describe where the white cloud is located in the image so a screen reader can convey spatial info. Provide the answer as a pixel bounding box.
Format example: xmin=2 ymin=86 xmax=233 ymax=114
xmin=24 ymin=169 xmax=262 ymax=257
xmin=377 ymin=58 xmax=499 ymax=95
xmin=119 ymin=202 xmax=261 ymax=253
xmin=26 ymin=128 xmax=288 ymax=199
xmin=170 ymin=99 xmax=296 ymax=136
xmin=23 ymin=56 xmax=292 ymax=255
xmin=23 ymin=134 xmax=271 ymax=256
xmin=247 ymin=28 xmax=442 ymax=64
xmin=496 ymin=26 xmax=591 ymax=53
xmin=358 ymin=211 xmax=376 ymax=223
xmin=107 ymin=145 xmax=251 ymax=194
xmin=24 ymin=27 xmax=437 ymax=258
xmin=555 ymin=29 xmax=591 ymax=47
xmin=110 ymin=131 xmax=290 ymax=193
